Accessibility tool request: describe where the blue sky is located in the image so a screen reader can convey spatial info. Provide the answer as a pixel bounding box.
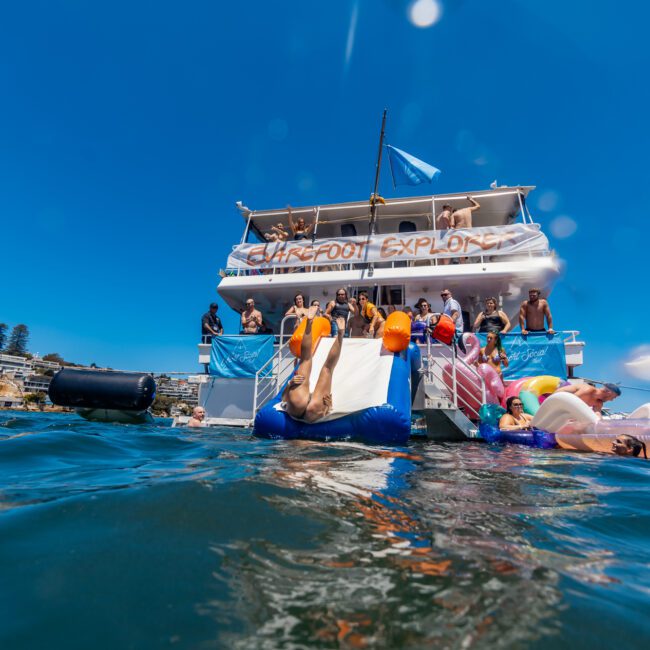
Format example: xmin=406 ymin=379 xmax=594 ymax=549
xmin=2 ymin=1 xmax=649 ymax=408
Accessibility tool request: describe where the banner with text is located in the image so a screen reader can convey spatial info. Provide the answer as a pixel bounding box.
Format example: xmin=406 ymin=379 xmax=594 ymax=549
xmin=478 ymin=332 xmax=567 ymax=381
xmin=209 ymin=335 xmax=275 ymax=378
xmin=227 ymin=224 xmax=548 ymax=270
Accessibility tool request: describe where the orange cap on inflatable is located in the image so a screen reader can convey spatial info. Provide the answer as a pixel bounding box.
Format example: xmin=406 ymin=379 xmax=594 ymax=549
xmin=289 ymin=316 xmax=332 ymax=357
xmin=382 ymin=311 xmax=412 ymax=353
xmin=432 ymin=314 xmax=455 ymax=346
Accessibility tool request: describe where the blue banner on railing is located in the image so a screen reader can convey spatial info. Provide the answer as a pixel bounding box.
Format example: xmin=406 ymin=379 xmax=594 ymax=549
xmin=477 ymin=333 xmax=567 ymax=380
xmin=209 ymin=335 xmax=275 ymax=378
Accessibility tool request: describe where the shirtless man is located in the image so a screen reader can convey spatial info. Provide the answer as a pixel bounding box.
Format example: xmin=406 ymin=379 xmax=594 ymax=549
xmin=519 ymin=288 xmax=555 ymax=335
xmin=435 ymin=204 xmax=453 ymax=230
xmin=188 ymin=406 xmax=206 ymax=427
xmin=241 ymin=298 xmax=263 ymax=334
xmin=451 ymin=196 xmax=480 ymax=229
xmin=347 ymin=298 xmax=366 ymax=337
xmin=555 ymin=382 xmax=621 ymax=417
xmin=282 ymin=308 xmax=346 ymax=422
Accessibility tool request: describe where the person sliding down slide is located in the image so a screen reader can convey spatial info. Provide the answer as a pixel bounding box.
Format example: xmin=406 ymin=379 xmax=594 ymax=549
xmin=282 ymin=307 xmax=346 ymax=422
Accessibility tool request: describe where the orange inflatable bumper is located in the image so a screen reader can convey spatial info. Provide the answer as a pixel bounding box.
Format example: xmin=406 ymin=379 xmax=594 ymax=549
xmin=289 ymin=316 xmax=332 ymax=357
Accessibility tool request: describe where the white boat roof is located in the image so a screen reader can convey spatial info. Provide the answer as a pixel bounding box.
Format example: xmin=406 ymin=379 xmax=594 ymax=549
xmin=238 ymin=185 xmax=535 ymax=239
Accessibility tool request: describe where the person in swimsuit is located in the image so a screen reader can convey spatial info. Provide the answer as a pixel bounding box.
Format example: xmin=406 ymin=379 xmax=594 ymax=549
xmin=519 ymin=288 xmax=555 ymax=335
xmin=357 ymin=291 xmax=385 ymax=338
xmin=285 ymin=293 xmax=308 ymax=329
xmin=499 ymin=396 xmax=533 ymax=431
xmin=477 ymin=331 xmax=509 ymax=375
xmin=241 ymin=298 xmax=263 ymax=334
xmin=282 ymin=307 xmax=346 ymax=423
xmin=310 ymin=299 xmax=323 ymax=316
xmin=325 ymin=288 xmax=354 ymax=336
xmin=414 ymin=298 xmax=435 ymax=327
xmin=612 ymin=434 xmax=647 ymax=459
xmin=348 ymin=298 xmax=366 ymax=337
xmin=287 ymin=205 xmax=316 ymax=240
xmin=265 ymin=222 xmax=289 ymax=242
xmin=472 ymin=297 xmax=511 ymax=334
xmin=188 ymin=406 xmax=206 ymax=427
xmin=555 ymin=382 xmax=621 ymax=417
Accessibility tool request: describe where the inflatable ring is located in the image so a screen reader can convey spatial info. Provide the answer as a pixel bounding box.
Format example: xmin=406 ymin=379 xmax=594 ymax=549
xmin=523 ymin=375 xmax=562 ymax=396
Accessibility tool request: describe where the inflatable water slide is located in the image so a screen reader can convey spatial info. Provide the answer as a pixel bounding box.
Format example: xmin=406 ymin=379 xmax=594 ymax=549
xmin=253 ymin=313 xmax=418 ymax=445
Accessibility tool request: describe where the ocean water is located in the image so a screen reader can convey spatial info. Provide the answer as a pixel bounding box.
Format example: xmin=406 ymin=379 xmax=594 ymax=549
xmin=0 ymin=411 xmax=648 ymax=649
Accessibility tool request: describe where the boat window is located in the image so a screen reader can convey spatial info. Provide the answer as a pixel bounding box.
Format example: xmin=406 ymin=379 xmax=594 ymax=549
xmin=398 ymin=221 xmax=416 ymax=233
xmin=341 ymin=223 xmax=357 ymax=237
xmin=380 ymin=285 xmax=404 ymax=307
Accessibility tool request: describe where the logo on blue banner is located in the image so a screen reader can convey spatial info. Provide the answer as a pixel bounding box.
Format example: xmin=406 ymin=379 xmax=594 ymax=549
xmin=209 ymin=335 xmax=275 ymax=378
xmin=477 ymin=333 xmax=567 ymax=381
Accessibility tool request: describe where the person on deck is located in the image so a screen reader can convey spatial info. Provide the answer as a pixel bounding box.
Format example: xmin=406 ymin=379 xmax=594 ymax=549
xmin=414 ymin=298 xmax=435 ymax=327
xmin=519 ymin=288 xmax=555 ymax=335
xmin=282 ymin=307 xmax=346 ymax=423
xmin=473 ymin=297 xmax=512 ymax=334
xmin=188 ymin=406 xmax=206 ymax=427
xmin=348 ymin=298 xmax=366 ymax=337
xmin=358 ymin=291 xmax=385 ymax=338
xmin=325 ymin=288 xmax=355 ymax=337
xmin=555 ymin=382 xmax=621 ymax=417
xmin=285 ymin=293 xmax=308 ymax=329
xmin=287 ymin=205 xmax=316 ymax=241
xmin=450 ymin=196 xmax=481 ymax=229
xmin=499 ymin=396 xmax=533 ymax=431
xmin=310 ymin=299 xmax=323 ymax=316
xmin=403 ymin=306 xmax=414 ymax=321
xmin=241 ymin=298 xmax=263 ymax=334
xmin=201 ymin=302 xmax=223 ymax=344
xmin=265 ymin=222 xmax=289 ymax=242
xmin=478 ymin=332 xmax=509 ymax=375
xmin=440 ymin=289 xmax=464 ymax=339
xmin=435 ymin=204 xmax=454 ymax=230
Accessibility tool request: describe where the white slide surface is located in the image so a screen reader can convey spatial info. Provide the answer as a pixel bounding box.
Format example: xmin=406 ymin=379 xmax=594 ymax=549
xmin=276 ymin=338 xmax=395 ymax=423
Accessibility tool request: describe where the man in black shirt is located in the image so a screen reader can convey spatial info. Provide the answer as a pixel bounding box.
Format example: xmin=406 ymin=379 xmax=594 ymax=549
xmin=201 ymin=302 xmax=223 ymax=343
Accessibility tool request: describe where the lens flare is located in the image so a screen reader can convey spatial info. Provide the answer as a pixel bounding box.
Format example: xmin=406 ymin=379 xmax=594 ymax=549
xmin=408 ymin=0 xmax=442 ymax=28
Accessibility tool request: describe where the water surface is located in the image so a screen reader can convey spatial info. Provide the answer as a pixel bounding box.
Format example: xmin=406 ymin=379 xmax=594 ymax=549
xmin=1 ymin=411 xmax=648 ymax=649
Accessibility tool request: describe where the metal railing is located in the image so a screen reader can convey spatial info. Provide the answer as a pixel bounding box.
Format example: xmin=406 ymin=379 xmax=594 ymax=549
xmin=422 ymin=337 xmax=487 ymax=420
xmin=252 ymin=315 xmax=298 ymax=415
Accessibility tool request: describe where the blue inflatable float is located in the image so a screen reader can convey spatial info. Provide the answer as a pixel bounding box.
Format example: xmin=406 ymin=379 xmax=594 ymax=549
xmin=254 ymin=338 xmax=415 ymax=445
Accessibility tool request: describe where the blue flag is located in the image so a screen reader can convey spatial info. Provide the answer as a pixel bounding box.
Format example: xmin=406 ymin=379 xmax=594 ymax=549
xmin=386 ymin=145 xmax=440 ymax=187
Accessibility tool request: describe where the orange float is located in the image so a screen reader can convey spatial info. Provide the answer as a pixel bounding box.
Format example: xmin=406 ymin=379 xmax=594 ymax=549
xmin=431 ymin=314 xmax=455 ymax=345
xmin=289 ymin=316 xmax=331 ymax=357
xmin=382 ymin=311 xmax=412 ymax=352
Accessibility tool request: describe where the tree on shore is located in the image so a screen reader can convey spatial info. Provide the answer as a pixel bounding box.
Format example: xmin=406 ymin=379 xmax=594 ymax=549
xmin=0 ymin=323 xmax=7 ymax=351
xmin=6 ymin=324 xmax=29 ymax=357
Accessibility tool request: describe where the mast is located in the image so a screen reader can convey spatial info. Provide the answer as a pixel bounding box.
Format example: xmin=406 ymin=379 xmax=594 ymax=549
xmin=369 ymin=109 xmax=387 ymax=236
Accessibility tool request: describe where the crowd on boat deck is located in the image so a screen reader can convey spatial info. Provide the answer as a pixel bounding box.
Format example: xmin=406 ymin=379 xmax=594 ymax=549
xmin=201 ymin=287 xmax=555 ymax=343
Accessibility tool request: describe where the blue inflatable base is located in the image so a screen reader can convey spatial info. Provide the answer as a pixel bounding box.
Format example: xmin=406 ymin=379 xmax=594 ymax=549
xmin=254 ymin=399 xmax=410 ymax=445
xmin=479 ymin=423 xmax=557 ymax=449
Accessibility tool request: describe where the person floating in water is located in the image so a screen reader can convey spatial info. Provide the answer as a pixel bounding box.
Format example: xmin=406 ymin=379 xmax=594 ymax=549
xmin=188 ymin=406 xmax=206 ymax=427
xmin=555 ymin=382 xmax=621 ymax=417
xmin=499 ymin=396 xmax=533 ymax=431
xmin=611 ymin=434 xmax=647 ymax=459
xmin=282 ymin=307 xmax=346 ymax=422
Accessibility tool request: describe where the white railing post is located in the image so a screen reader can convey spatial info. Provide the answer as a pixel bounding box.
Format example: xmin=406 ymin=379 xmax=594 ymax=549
xmin=451 ymin=344 xmax=458 ymax=407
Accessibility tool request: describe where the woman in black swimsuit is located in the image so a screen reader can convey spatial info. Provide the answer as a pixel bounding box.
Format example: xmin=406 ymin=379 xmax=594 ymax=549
xmin=325 ymin=288 xmax=354 ymax=336
xmin=472 ymin=297 xmax=511 ymax=334
xmin=287 ymin=205 xmax=316 ymax=240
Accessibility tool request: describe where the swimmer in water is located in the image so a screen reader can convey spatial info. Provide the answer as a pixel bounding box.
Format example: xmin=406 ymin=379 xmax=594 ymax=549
xmin=611 ymin=434 xmax=648 ymax=459
xmin=282 ymin=307 xmax=346 ymax=422
xmin=555 ymin=382 xmax=621 ymax=417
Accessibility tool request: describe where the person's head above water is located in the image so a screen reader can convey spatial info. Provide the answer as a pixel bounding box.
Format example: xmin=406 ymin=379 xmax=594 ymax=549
xmin=612 ymin=434 xmax=647 ymax=458
xmin=192 ymin=406 xmax=205 ymax=420
xmin=506 ymin=396 xmax=524 ymax=416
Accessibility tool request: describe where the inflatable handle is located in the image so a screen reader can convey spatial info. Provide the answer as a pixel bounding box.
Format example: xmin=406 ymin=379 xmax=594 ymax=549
xmin=460 ymin=333 xmax=480 ymax=365
xmin=383 ymin=311 xmax=412 ymax=353
xmin=289 ymin=316 xmax=331 ymax=357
